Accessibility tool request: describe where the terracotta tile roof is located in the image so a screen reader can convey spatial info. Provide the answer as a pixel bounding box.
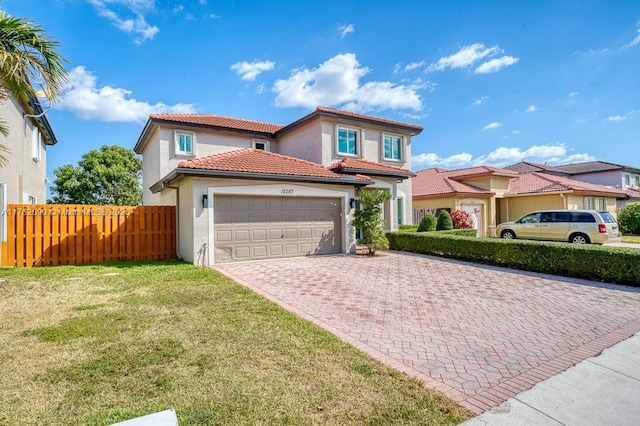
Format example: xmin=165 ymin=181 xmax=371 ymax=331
xmin=506 ymin=160 xmax=640 ymax=175
xmin=329 ymin=157 xmax=415 ymax=177
xmin=149 ymin=113 xmax=284 ymax=134
xmin=315 ymin=106 xmax=424 ymax=132
xmin=277 ymin=106 xmax=424 ymax=136
xmin=626 ymin=187 xmax=640 ymax=199
xmin=412 ymin=168 xmax=494 ymax=199
xmin=444 ymin=165 xmax=519 ymax=180
xmin=177 ymin=148 xmax=371 ymax=182
xmin=506 ymin=172 xmax=626 ymax=196
xmin=552 ymin=161 xmax=625 ymax=174
xmin=504 ymin=161 xmax=558 ymax=174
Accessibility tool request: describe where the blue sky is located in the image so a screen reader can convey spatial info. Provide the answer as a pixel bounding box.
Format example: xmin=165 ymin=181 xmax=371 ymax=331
xmin=3 ymin=0 xmax=640 ymax=185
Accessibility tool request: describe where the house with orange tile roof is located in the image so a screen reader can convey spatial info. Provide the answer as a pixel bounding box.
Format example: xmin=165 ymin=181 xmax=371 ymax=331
xmin=412 ymin=167 xmax=625 ymax=238
xmin=505 ymin=160 xmax=640 ymax=208
xmin=134 ymin=106 xmax=422 ymax=264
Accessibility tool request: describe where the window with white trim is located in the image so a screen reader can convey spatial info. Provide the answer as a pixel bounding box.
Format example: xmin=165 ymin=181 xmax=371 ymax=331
xmin=337 ymin=127 xmax=359 ymax=156
xmin=625 ymin=174 xmax=630 ymax=186
xmin=32 ymin=127 xmax=41 ymax=162
xmin=584 ymin=196 xmax=606 ymax=210
xmin=253 ymin=140 xmax=270 ymax=151
xmin=175 ymin=131 xmax=195 ymax=156
xmin=636 ymin=176 xmax=640 ymax=187
xmin=397 ymin=197 xmax=404 ymax=226
xmin=383 ymin=134 xmax=403 ymax=161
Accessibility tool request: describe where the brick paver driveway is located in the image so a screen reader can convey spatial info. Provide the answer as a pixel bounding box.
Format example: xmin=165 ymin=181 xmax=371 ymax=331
xmin=214 ymin=252 xmax=640 ymax=414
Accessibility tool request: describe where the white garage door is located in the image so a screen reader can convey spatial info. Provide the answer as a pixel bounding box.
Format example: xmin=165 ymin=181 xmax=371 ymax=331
xmin=213 ymin=195 xmax=342 ymax=263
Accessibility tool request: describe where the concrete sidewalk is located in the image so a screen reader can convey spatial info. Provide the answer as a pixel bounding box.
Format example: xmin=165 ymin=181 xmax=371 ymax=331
xmin=462 ymin=332 xmax=640 ymax=425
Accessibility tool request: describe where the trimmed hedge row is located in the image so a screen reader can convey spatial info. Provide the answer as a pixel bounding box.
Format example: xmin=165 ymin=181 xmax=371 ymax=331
xmin=386 ymin=232 xmax=640 ymax=286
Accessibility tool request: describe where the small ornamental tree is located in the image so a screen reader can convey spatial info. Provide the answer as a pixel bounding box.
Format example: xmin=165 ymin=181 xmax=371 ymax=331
xmin=417 ymin=213 xmax=437 ymax=232
xmin=436 ymin=210 xmax=453 ymax=231
xmin=618 ymin=204 xmax=640 ymax=234
xmin=450 ymin=209 xmax=474 ymax=229
xmin=353 ymin=189 xmax=392 ymax=255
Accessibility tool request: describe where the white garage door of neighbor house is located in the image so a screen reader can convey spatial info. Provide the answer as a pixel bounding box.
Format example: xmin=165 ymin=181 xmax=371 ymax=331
xmin=213 ymin=195 xmax=342 ymax=263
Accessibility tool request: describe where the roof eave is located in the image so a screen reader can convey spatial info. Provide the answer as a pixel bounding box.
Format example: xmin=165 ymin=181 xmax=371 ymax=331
xmin=413 ymin=192 xmax=493 ymax=200
xmin=150 ymin=168 xmax=372 ymax=193
xmin=337 ymin=167 xmax=416 ymax=179
xmin=275 ymin=109 xmax=423 ymax=137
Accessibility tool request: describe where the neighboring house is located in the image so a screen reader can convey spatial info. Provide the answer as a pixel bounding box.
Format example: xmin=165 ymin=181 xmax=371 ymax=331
xmin=0 ymin=94 xmax=56 ymax=205
xmin=134 ymin=106 xmax=422 ymax=264
xmin=506 ymin=161 xmax=640 ymax=207
xmin=412 ymin=167 xmax=625 ymax=237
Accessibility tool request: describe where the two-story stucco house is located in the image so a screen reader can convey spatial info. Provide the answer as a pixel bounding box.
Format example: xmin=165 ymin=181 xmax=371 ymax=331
xmin=134 ymin=106 xmax=422 ymax=264
xmin=0 ymin=94 xmax=57 ymax=205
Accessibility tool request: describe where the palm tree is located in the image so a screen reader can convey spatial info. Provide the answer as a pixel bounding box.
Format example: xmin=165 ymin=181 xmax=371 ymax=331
xmin=0 ymin=11 xmax=68 ymax=165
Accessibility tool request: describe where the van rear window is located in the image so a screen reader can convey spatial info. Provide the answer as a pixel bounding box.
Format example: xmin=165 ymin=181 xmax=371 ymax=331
xmin=599 ymin=212 xmax=617 ymax=223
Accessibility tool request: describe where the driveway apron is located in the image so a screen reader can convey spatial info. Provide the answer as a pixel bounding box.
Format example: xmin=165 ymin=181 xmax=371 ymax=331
xmin=214 ymin=251 xmax=640 ymax=414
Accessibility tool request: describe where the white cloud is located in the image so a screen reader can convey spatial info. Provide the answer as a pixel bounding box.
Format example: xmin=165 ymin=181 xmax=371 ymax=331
xmin=273 ymin=53 xmax=423 ymax=112
xmin=256 ymin=84 xmax=266 ymax=94
xmin=427 ymin=43 xmax=499 ymax=72
xmin=231 ymin=60 xmax=275 ymax=81
xmin=404 ymin=61 xmax=426 ymax=71
xmin=338 ymin=23 xmax=355 ymax=39
xmin=525 ymin=105 xmax=537 ymax=113
xmin=88 ymin=0 xmax=159 ymax=44
xmin=625 ymin=21 xmax=640 ymax=48
xmin=57 ymin=66 xmax=195 ymax=122
xmin=569 ymin=92 xmax=579 ymax=97
xmin=209 ymin=13 xmax=220 ymax=19
xmin=481 ymin=122 xmax=501 ymax=131
xmin=413 ymin=144 xmax=596 ymax=169
xmin=605 ymin=115 xmax=625 ymax=122
xmin=471 ymin=96 xmax=489 ymax=106
xmin=413 ymin=152 xmax=473 ymax=168
xmin=474 ymin=56 xmax=519 ymax=74
xmin=392 ymin=63 xmax=401 ymax=73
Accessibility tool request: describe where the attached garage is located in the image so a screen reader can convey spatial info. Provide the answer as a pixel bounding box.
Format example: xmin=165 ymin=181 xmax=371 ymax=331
xmin=213 ymin=195 xmax=342 ymax=263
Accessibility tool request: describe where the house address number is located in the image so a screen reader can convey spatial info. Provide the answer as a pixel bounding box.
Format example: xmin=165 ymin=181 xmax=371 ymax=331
xmin=281 ymin=189 xmax=294 ymax=194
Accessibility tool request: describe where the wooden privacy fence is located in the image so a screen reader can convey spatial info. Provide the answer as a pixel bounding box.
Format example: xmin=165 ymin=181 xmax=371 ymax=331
xmin=1 ymin=204 xmax=176 ymax=267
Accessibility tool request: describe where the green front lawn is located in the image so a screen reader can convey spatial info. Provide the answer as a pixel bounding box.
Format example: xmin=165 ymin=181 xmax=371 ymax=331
xmin=0 ymin=261 xmax=470 ymax=425
xmin=622 ymin=235 xmax=640 ymax=244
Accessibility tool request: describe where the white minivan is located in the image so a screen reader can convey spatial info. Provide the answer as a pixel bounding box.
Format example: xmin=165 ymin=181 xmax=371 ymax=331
xmin=496 ymin=210 xmax=622 ymax=244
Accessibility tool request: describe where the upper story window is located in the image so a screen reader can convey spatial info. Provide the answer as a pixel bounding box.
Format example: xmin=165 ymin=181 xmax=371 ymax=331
xmin=253 ymin=140 xmax=270 ymax=151
xmin=337 ymin=127 xmax=359 ymax=156
xmin=636 ymin=176 xmax=640 ymax=187
xmin=624 ymin=174 xmax=631 ymax=186
xmin=175 ymin=131 xmax=195 ymax=156
xmin=383 ymin=134 xmax=403 ymax=161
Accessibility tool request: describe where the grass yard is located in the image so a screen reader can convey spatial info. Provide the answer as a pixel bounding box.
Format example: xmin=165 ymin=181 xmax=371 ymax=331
xmin=622 ymin=235 xmax=640 ymax=244
xmin=0 ymin=261 xmax=471 ymax=425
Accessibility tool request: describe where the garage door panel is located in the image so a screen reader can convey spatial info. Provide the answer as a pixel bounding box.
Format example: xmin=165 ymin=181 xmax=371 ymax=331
xmin=252 ymin=229 xmax=267 ymax=241
xmin=214 ymin=195 xmax=341 ymax=263
xmin=235 ymin=229 xmax=250 ymax=241
xmin=216 ymin=230 xmax=232 ymax=242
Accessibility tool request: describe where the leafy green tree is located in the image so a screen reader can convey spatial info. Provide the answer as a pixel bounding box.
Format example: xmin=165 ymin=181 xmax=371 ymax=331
xmin=353 ymin=189 xmax=392 ymax=255
xmin=436 ymin=210 xmax=453 ymax=231
xmin=0 ymin=11 xmax=68 ymax=165
xmin=417 ymin=213 xmax=436 ymax=232
xmin=618 ymin=204 xmax=640 ymax=235
xmin=50 ymin=145 xmax=142 ymax=205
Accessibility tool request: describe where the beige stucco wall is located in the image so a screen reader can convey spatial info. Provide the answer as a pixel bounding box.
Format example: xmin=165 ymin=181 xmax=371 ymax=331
xmin=413 ymin=197 xmax=457 ymax=211
xmin=0 ymin=97 xmax=48 ymax=204
xmin=501 ymin=194 xmax=566 ymax=222
xmin=278 ymin=120 xmax=323 ymax=164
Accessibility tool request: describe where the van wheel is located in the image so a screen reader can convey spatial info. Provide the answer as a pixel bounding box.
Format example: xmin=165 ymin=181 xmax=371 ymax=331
xmin=501 ymin=230 xmax=516 ymax=239
xmin=569 ymin=233 xmax=590 ymax=244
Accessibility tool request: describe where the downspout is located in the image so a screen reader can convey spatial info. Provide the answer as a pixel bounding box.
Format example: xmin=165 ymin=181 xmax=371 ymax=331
xmin=560 ymin=193 xmax=567 ymax=209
